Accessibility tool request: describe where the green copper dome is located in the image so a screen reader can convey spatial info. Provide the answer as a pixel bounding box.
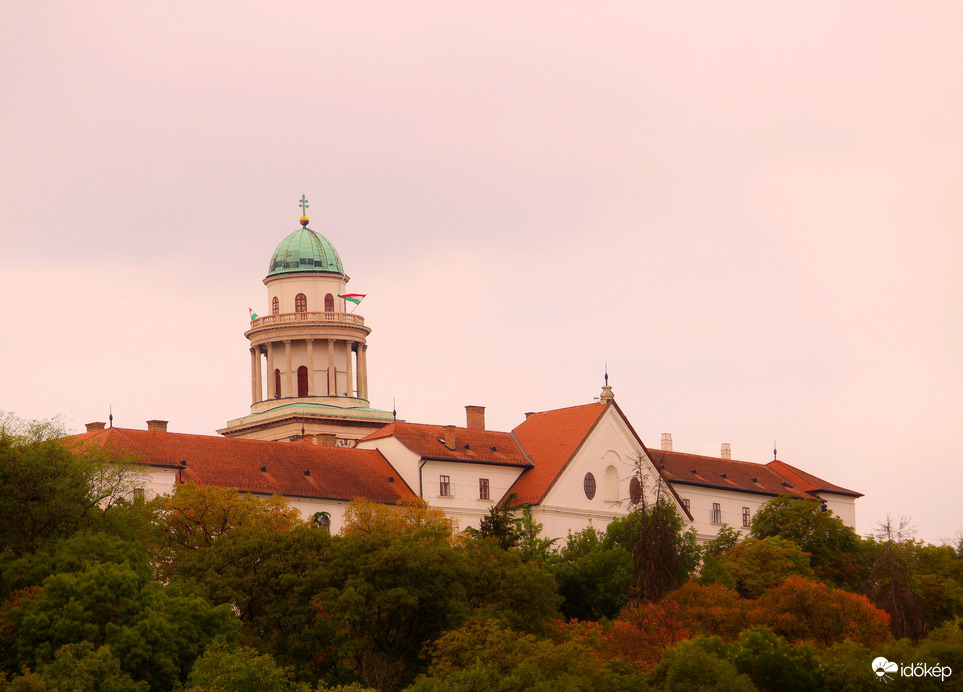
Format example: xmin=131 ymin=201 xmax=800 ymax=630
xmin=268 ymin=227 xmax=344 ymax=277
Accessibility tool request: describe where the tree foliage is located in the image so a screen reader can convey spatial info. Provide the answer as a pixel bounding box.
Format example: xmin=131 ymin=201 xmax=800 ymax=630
xmin=749 ymin=495 xmax=864 ymax=587
xmin=148 ymin=482 xmax=303 ymax=581
xmin=700 ymin=536 xmax=815 ymax=598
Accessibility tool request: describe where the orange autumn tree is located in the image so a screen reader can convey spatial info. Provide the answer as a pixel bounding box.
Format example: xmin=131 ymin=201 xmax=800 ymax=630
xmin=749 ymin=576 xmax=891 ymax=648
xmin=341 ymin=497 xmax=457 ymax=540
xmin=602 ymin=583 xmax=748 ymax=668
xmin=149 ymin=482 xmax=303 ymax=580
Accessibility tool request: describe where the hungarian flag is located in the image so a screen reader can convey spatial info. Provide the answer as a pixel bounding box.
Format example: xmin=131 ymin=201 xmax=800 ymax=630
xmin=338 ymin=293 xmax=366 ymax=306
xmin=249 ymin=308 xmax=259 ymax=320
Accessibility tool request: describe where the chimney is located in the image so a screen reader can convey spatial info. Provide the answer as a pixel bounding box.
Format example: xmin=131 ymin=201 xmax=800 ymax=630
xmin=146 ymin=420 xmax=168 ymax=433
xmin=444 ymin=425 xmax=456 ymax=451
xmin=85 ymin=422 xmax=106 ymax=432
xmin=318 ymin=433 xmax=338 ymax=447
xmin=661 ymin=433 xmax=673 ymax=451
xmin=466 ymin=405 xmax=486 ymax=430
xmin=721 ymin=443 xmax=731 ymax=459
xmin=524 ymin=412 xmax=536 ymax=420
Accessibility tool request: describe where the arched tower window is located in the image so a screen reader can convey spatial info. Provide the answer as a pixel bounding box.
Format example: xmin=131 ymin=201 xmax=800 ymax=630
xmin=272 ymin=297 xmax=279 ymax=315
xmin=295 ymin=293 xmax=307 ymax=312
xmin=274 ymin=369 xmax=281 ymax=398
xmin=297 ymin=365 xmax=308 ymax=397
xmin=324 ymin=293 xmax=334 ymax=312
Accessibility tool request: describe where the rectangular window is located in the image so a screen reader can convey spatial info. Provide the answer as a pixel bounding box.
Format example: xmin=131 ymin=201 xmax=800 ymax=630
xmin=479 ymin=478 xmax=490 ymax=500
xmin=742 ymin=507 xmax=751 ymax=527
xmin=681 ymin=498 xmax=690 ymax=512
xmin=711 ymin=503 xmax=722 ymax=524
xmin=439 ymin=475 xmax=451 ymax=497
xmin=133 ymin=487 xmax=145 ymax=501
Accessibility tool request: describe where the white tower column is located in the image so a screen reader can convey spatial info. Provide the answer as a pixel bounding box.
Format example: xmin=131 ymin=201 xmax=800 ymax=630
xmin=327 ymin=339 xmax=336 ymax=395
xmin=284 ymin=340 xmax=293 ymax=397
xmin=346 ymin=341 xmax=354 ymax=397
xmin=358 ymin=344 xmax=368 ymax=400
xmin=251 ymin=347 xmax=262 ymax=404
xmin=266 ymin=343 xmax=276 ymax=399
xmin=306 ymin=339 xmax=315 ymax=396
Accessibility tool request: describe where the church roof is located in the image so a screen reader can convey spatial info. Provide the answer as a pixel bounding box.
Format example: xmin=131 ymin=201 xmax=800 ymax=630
xmin=268 ymin=227 xmax=344 ymax=277
xmin=650 ymin=448 xmax=823 ymax=500
xmin=71 ymin=427 xmax=414 ymax=504
xmin=362 ymin=421 xmax=531 ymax=466
xmin=766 ymin=459 xmax=863 ymax=498
xmin=506 ymin=403 xmax=609 ymax=504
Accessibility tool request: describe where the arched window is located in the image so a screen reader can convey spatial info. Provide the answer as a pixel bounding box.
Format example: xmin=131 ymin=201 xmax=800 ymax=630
xmin=297 ymin=365 xmax=308 ymax=397
xmin=295 ymin=293 xmax=307 ymax=312
xmin=274 ymin=369 xmax=281 ymax=398
xmin=324 ymin=293 xmax=334 ymax=312
xmin=605 ymin=465 xmax=619 ymax=501
xmin=272 ymin=297 xmax=279 ymax=315
xmin=583 ymin=472 xmax=597 ymax=500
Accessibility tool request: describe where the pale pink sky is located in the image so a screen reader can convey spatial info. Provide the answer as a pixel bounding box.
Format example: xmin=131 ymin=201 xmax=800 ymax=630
xmin=2 ymin=2 xmax=961 ymax=542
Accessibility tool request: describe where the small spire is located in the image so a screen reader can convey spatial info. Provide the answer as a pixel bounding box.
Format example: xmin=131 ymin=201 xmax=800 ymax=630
xmin=599 ymin=367 xmax=614 ymax=402
xmin=773 ymin=440 xmax=778 ymax=460
xmin=299 ymin=194 xmax=310 ymax=226
xmin=109 ymin=406 xmax=113 ymax=429
xmin=392 ymin=397 xmax=397 ymax=422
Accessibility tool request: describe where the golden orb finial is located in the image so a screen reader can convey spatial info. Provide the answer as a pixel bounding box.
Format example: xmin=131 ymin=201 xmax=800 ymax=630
xmin=300 ymin=215 xmax=309 ymax=227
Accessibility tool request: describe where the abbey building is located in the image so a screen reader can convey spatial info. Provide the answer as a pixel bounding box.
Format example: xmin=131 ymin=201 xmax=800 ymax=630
xmin=73 ymin=206 xmax=861 ymax=541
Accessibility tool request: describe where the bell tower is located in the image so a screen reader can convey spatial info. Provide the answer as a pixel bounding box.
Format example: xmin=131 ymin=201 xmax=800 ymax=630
xmin=218 ymin=198 xmax=394 ymax=444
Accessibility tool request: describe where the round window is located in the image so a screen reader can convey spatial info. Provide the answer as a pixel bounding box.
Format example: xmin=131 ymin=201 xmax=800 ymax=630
xmin=583 ymin=472 xmax=597 ymax=500
xmin=629 ymin=477 xmax=643 ymax=505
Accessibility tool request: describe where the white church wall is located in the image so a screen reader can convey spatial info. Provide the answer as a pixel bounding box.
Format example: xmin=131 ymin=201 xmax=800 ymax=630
xmin=816 ymin=492 xmax=857 ymax=528
xmin=535 ymin=406 xmax=687 ymax=541
xmin=420 ymin=459 xmax=525 ymax=531
xmin=354 ymin=436 xmax=424 ymax=494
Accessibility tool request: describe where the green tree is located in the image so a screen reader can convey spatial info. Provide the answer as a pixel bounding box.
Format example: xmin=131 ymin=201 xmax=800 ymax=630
xmin=651 ymin=638 xmax=756 ymax=692
xmin=727 ymin=627 xmax=819 ymax=692
xmin=407 ymin=620 xmax=649 ymax=692
xmin=699 ymin=536 xmax=815 ymax=598
xmin=749 ymin=495 xmax=864 ymax=587
xmin=2 ymin=643 xmax=147 ymax=692
xmin=549 ymin=526 xmax=632 ymax=621
xmin=185 ymin=644 xmax=311 ymax=692
xmin=862 ymin=517 xmax=927 ymax=640
xmin=0 ymin=416 xmax=145 ymax=557
xmin=177 ymin=525 xmax=332 ymax=681
xmin=1 ymin=561 xmax=237 ymax=690
xmin=607 ymin=497 xmax=699 ymax=604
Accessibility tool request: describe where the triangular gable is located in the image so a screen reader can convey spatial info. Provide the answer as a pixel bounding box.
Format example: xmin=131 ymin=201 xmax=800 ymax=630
xmin=506 ymin=401 xmax=691 ymax=519
xmin=506 ymin=402 xmax=608 ymax=505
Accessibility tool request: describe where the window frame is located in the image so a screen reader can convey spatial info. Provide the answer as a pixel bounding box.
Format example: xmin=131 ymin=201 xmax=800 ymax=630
xmin=478 ymin=478 xmax=490 ymax=500
xmin=439 ymin=475 xmax=451 ymax=497
xmin=295 ymin=293 xmax=308 ymax=313
xmin=711 ymin=502 xmax=722 ymax=524
xmin=742 ymin=506 xmax=751 ymax=527
xmin=583 ymin=472 xmax=597 ymax=500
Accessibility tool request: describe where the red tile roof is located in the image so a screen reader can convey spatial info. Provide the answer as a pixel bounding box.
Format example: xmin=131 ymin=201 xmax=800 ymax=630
xmin=70 ymin=427 xmax=415 ymax=504
xmin=649 ymin=448 xmax=820 ymax=500
xmin=766 ymin=459 xmax=862 ymax=498
xmin=506 ymin=403 xmax=608 ymax=504
xmin=361 ymin=422 xmax=530 ymax=466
